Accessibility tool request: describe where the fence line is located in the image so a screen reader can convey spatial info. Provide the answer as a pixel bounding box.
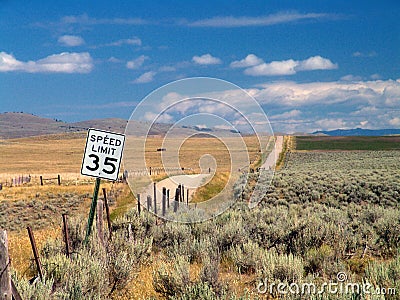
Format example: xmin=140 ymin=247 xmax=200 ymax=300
xmin=126 ymin=167 xmax=193 ymax=177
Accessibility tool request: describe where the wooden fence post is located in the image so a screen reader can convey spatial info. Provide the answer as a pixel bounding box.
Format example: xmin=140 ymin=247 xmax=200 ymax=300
xmin=153 ymin=193 xmax=157 ymax=214
xmin=57 ymin=174 xmax=61 ymax=185
xmin=177 ymin=185 xmax=181 ymax=202
xmin=39 ymin=176 xmax=43 ymax=186
xmin=97 ymin=200 xmax=104 ymax=246
xmin=153 ymin=183 xmax=157 ymax=211
xmin=137 ymin=194 xmax=141 ymax=215
xmin=0 ymin=229 xmax=12 ymax=300
xmin=147 ymin=195 xmax=151 ymax=211
xmin=174 ymin=188 xmax=180 ymax=212
xmin=162 ymin=187 xmax=166 ymax=216
xmin=27 ymin=226 xmax=44 ymax=281
xmin=11 ymin=279 xmax=22 ymax=300
xmin=62 ymin=214 xmax=71 ymax=259
xmin=167 ymin=189 xmax=170 ymax=209
xmin=102 ymin=188 xmax=112 ymax=240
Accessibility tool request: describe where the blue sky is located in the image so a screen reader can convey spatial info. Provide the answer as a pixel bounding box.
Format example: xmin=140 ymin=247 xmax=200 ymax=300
xmin=0 ymin=0 xmax=399 ymax=133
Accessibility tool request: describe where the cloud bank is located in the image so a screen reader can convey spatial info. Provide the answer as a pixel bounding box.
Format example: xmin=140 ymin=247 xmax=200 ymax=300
xmin=231 ymin=54 xmax=337 ymax=76
xmin=0 ymin=51 xmax=93 ymax=73
xmin=188 ymin=12 xmax=336 ymax=27
xmin=192 ymin=54 xmax=222 ymax=65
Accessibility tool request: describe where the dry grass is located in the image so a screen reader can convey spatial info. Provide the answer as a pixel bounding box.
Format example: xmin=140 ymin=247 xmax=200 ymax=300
xmin=0 ymin=133 xmax=269 ymax=299
xmin=0 ymin=183 xmax=97 ymax=202
xmin=275 ymin=135 xmax=292 ymax=171
xmin=0 ymin=133 xmax=86 ymax=175
xmin=109 ymin=184 xmax=136 ymax=221
xmin=191 ymin=172 xmax=230 ymax=203
xmin=141 ymin=135 xmax=262 ymax=173
xmin=8 ymin=227 xmax=60 ymax=277
xmin=112 ymin=255 xmax=258 ymax=300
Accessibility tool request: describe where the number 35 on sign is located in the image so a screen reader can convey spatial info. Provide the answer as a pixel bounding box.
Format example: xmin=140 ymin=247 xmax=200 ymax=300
xmin=81 ymin=129 xmax=126 ymax=181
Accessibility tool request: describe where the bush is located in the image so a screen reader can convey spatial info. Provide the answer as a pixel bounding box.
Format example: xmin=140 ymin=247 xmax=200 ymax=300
xmin=12 ymin=272 xmax=54 ymax=300
xmin=199 ymin=252 xmax=221 ymax=292
xmin=257 ymin=251 xmax=304 ymax=284
xmin=153 ymin=255 xmax=190 ymax=298
xmin=365 ymin=252 xmax=400 ymax=294
xmin=228 ymin=240 xmax=264 ymax=274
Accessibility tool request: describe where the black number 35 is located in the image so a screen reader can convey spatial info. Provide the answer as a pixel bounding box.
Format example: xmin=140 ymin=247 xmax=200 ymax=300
xmin=86 ymin=154 xmax=117 ymax=174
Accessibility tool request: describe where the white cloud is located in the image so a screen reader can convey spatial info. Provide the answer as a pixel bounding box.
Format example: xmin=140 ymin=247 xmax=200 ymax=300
xmin=58 ymin=35 xmax=85 ymax=46
xmin=245 ymin=59 xmax=298 ymax=76
xmin=143 ymin=111 xmax=173 ymax=123
xmin=370 ymin=73 xmax=381 ymax=80
xmin=214 ymin=124 xmax=232 ymax=130
xmin=60 ymin=14 xmax=147 ymax=26
xmin=132 ymin=71 xmax=156 ymax=84
xmin=108 ymin=56 xmax=122 ymax=63
xmin=340 ymin=74 xmax=363 ymax=81
xmin=270 ymin=110 xmax=302 ymax=120
xmin=0 ymin=51 xmax=93 ymax=73
xmin=253 ymin=79 xmax=400 ymax=131
xmin=254 ymin=80 xmax=393 ymax=107
xmin=106 ymin=37 xmax=142 ymax=47
xmin=188 ymin=12 xmax=336 ymax=27
xmin=0 ymin=52 xmax=23 ymax=72
xmin=296 ymin=55 xmax=337 ymax=71
xmin=389 ymin=117 xmax=400 ymax=127
xmin=315 ymin=118 xmax=347 ymax=130
xmin=192 ymin=54 xmax=222 ymax=65
xmin=243 ymin=56 xmax=337 ymax=76
xmin=352 ymin=51 xmax=377 ymax=57
xmin=230 ymin=54 xmax=264 ymax=68
xmin=158 ymin=66 xmax=176 ymax=72
xmin=126 ymin=55 xmax=148 ymax=69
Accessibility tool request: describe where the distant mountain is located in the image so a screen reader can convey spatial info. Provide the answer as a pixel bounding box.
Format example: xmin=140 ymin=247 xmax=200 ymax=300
xmin=67 ymin=118 xmax=128 ymax=134
xmin=313 ymin=128 xmax=400 ymax=136
xmin=0 ymin=112 xmax=237 ymax=139
xmin=0 ymin=112 xmax=128 ymax=139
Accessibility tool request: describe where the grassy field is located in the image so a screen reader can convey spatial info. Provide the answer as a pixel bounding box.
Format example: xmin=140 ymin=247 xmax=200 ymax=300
xmin=296 ymin=135 xmax=400 ymax=150
xmin=0 ymin=133 xmax=262 ymax=175
xmin=0 ymin=133 xmax=263 ymax=280
xmin=8 ymin=133 xmax=400 ymax=299
xmin=141 ymin=135 xmax=262 ymax=173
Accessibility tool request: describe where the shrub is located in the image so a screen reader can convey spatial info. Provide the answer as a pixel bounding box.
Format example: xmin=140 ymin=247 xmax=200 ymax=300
xmin=257 ymin=251 xmax=304 ymax=284
xmin=228 ymin=240 xmax=264 ymax=274
xmin=12 ymin=272 xmax=54 ymax=300
xmin=175 ymin=282 xmax=218 ymax=300
xmin=199 ymin=252 xmax=221 ymax=292
xmin=153 ymin=255 xmax=190 ymax=298
xmin=365 ymin=252 xmax=400 ymax=294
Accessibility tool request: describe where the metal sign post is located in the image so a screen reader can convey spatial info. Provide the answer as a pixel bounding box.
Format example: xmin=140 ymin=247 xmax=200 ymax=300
xmin=81 ymin=129 xmax=125 ymax=243
xmin=84 ymin=177 xmax=101 ymax=244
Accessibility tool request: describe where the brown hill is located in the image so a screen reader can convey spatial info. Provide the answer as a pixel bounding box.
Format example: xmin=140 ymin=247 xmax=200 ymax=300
xmin=0 ymin=112 xmax=238 ymax=139
xmin=0 ymin=112 xmax=128 ymax=139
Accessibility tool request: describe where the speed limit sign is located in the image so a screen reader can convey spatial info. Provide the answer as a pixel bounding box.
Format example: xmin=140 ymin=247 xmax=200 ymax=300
xmin=81 ymin=128 xmax=125 ymax=181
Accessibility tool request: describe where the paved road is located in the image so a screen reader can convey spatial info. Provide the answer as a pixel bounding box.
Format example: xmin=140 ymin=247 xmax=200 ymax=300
xmin=261 ymin=136 xmax=284 ymax=170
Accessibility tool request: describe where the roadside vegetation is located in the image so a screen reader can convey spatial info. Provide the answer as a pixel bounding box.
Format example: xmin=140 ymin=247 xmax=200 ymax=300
xmin=2 ymin=135 xmax=400 ymax=299
xmin=296 ymin=135 xmax=400 ymax=151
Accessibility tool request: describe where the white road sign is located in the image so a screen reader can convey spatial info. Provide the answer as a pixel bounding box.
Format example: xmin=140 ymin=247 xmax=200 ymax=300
xmin=81 ymin=128 xmax=125 ymax=181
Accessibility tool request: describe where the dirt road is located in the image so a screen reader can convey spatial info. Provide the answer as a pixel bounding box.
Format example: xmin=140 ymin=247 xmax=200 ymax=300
xmin=140 ymin=174 xmax=211 ymax=206
xmin=261 ymin=136 xmax=284 ymax=170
